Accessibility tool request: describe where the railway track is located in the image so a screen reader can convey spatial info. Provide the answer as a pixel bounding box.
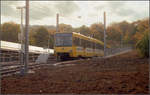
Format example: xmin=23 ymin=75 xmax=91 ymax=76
xmin=0 ymin=59 xmax=83 ymax=77
xmin=1 ymin=48 xmax=132 ymax=77
xmin=0 ymin=54 xmax=55 ymax=77
xmin=1 ymin=63 xmax=49 ymax=77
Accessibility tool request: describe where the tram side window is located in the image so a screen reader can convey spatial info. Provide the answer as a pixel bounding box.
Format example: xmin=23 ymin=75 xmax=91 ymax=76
xmin=92 ymin=42 xmax=95 ymax=49
xmin=96 ymin=43 xmax=101 ymax=50
xmin=95 ymin=43 xmax=97 ymax=49
xmin=78 ymin=38 xmax=81 ymax=46
xmin=98 ymin=44 xmax=101 ymax=49
xmin=77 ymin=38 xmax=79 ymax=46
xmin=97 ymin=43 xmax=99 ymax=49
xmin=79 ymin=38 xmax=82 ymax=46
xmin=82 ymin=40 xmax=93 ymax=48
xmin=74 ymin=37 xmax=83 ymax=47
xmin=91 ymin=41 xmax=94 ymax=49
xmin=99 ymin=44 xmax=101 ymax=49
xmin=86 ymin=40 xmax=90 ymax=48
xmin=99 ymin=44 xmax=103 ymax=50
xmin=94 ymin=43 xmax=96 ymax=49
xmin=98 ymin=44 xmax=103 ymax=50
xmin=96 ymin=43 xmax=102 ymax=49
xmin=93 ymin=42 xmax=95 ymax=49
xmin=97 ymin=44 xmax=99 ymax=49
xmin=89 ymin=41 xmax=91 ymax=48
xmin=80 ymin=39 xmax=82 ymax=47
xmin=84 ymin=40 xmax=88 ymax=48
xmin=86 ymin=40 xmax=89 ymax=48
xmin=81 ymin=39 xmax=86 ymax=48
xmin=73 ymin=37 xmax=78 ymax=46
xmin=73 ymin=37 xmax=75 ymax=46
xmin=84 ymin=39 xmax=86 ymax=48
xmin=101 ymin=44 xmax=104 ymax=50
xmin=89 ymin=41 xmax=92 ymax=48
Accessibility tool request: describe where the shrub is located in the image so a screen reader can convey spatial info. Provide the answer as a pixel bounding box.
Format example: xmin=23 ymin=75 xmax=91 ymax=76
xmin=136 ymin=31 xmax=149 ymax=57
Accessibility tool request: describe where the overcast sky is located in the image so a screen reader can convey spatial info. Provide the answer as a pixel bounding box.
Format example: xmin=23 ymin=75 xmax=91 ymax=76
xmin=1 ymin=1 xmax=149 ymax=27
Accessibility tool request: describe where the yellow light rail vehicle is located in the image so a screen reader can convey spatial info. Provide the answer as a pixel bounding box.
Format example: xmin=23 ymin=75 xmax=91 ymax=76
xmin=54 ymin=32 xmax=110 ymax=61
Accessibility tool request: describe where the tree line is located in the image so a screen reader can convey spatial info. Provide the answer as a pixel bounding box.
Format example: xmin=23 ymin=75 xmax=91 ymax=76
xmin=0 ymin=18 xmax=149 ymax=57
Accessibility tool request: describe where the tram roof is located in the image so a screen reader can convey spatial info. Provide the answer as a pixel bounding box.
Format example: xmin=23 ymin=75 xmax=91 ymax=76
xmin=55 ymin=32 xmax=111 ymax=48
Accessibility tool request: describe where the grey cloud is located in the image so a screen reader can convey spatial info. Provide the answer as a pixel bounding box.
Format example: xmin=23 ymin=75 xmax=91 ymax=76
xmin=107 ymin=2 xmax=136 ymax=17
xmin=29 ymin=2 xmax=55 ymax=20
xmin=94 ymin=3 xmax=106 ymax=10
xmin=55 ymin=2 xmax=79 ymax=17
xmin=1 ymin=1 xmax=21 ymax=18
xmin=130 ymin=10 xmax=149 ymax=21
xmin=94 ymin=2 xmax=125 ymax=10
xmin=94 ymin=2 xmax=144 ymax=18
xmin=1 ymin=1 xmax=79 ymax=21
xmin=108 ymin=2 xmax=149 ymax=20
xmin=112 ymin=7 xmax=135 ymax=17
xmin=95 ymin=2 xmax=128 ymax=16
xmin=29 ymin=1 xmax=79 ymax=20
xmin=108 ymin=2 xmax=126 ymax=9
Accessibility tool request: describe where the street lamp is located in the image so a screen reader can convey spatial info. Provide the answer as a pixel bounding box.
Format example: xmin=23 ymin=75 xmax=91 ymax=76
xmin=16 ymin=6 xmax=26 ymax=75
xmin=56 ymin=13 xmax=59 ymax=32
xmin=16 ymin=6 xmax=25 ymax=46
xmin=104 ymin=12 xmax=106 ymax=58
xmin=16 ymin=6 xmax=26 ymax=28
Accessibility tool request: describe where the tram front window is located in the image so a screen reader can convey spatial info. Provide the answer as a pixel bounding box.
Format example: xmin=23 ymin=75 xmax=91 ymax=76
xmin=55 ymin=33 xmax=72 ymax=47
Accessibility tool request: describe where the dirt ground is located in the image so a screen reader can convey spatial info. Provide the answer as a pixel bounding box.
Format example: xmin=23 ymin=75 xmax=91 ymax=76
xmin=1 ymin=50 xmax=149 ymax=94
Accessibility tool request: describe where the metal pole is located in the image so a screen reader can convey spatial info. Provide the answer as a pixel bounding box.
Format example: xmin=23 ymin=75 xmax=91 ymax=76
xmin=121 ymin=32 xmax=123 ymax=48
xmin=104 ymin=12 xmax=106 ymax=57
xmin=24 ymin=0 xmax=29 ymax=74
xmin=21 ymin=9 xmax=23 ymax=30
xmin=55 ymin=13 xmax=59 ymax=50
xmin=48 ymin=33 xmax=50 ymax=49
xmin=20 ymin=8 xmax=24 ymax=69
xmin=20 ymin=8 xmax=25 ymax=75
xmin=56 ymin=13 xmax=59 ymax=32
xmin=20 ymin=8 xmax=24 ymax=66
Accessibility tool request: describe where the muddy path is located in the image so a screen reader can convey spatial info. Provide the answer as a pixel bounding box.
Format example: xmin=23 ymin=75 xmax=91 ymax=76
xmin=1 ymin=50 xmax=149 ymax=94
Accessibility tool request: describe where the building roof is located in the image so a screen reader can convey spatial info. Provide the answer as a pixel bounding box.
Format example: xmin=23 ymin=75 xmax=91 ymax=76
xmin=0 ymin=41 xmax=54 ymax=54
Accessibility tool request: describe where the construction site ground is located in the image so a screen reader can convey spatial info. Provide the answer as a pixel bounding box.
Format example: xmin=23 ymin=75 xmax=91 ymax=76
xmin=1 ymin=50 xmax=149 ymax=94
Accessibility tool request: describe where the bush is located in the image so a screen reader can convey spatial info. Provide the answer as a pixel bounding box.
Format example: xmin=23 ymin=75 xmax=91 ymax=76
xmin=136 ymin=32 xmax=149 ymax=57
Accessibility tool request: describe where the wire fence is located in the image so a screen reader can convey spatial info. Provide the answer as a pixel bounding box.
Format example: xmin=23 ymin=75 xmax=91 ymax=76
xmin=0 ymin=50 xmax=40 ymax=64
xmin=0 ymin=40 xmax=54 ymax=64
xmin=106 ymin=47 xmax=133 ymax=56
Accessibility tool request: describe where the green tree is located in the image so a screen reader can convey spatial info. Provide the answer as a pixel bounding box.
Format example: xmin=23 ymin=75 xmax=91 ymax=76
xmin=48 ymin=34 xmax=54 ymax=49
xmin=59 ymin=23 xmax=73 ymax=33
xmin=47 ymin=29 xmax=55 ymax=49
xmin=123 ymin=31 xmax=130 ymax=45
xmin=1 ymin=22 xmax=20 ymax=43
xmin=106 ymin=23 xmax=122 ymax=47
xmin=29 ymin=28 xmax=36 ymax=45
xmin=33 ymin=26 xmax=49 ymax=47
xmin=133 ymin=18 xmax=149 ymax=42
xmin=90 ymin=23 xmax=104 ymax=41
xmin=75 ymin=25 xmax=91 ymax=36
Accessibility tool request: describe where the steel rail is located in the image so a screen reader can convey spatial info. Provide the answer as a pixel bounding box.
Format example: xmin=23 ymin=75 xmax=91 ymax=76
xmin=0 ymin=59 xmax=83 ymax=77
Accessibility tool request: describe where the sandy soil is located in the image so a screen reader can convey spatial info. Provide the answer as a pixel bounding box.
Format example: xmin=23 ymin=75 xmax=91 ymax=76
xmin=1 ymin=50 xmax=149 ymax=94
